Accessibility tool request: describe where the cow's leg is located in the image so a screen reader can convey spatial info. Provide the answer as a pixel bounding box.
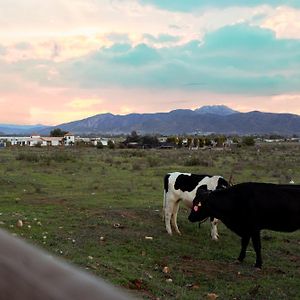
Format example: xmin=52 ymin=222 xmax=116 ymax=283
xmin=171 ymin=200 xmax=181 ymax=235
xmin=237 ymin=235 xmax=250 ymax=263
xmin=210 ymin=217 xmax=219 ymax=241
xmin=251 ymin=231 xmax=262 ymax=269
xmin=164 ymin=196 xmax=175 ymax=235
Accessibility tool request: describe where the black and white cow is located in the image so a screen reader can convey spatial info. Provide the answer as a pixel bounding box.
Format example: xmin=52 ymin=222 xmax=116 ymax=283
xmin=188 ymin=182 xmax=300 ymax=268
xmin=163 ymin=172 xmax=229 ymax=239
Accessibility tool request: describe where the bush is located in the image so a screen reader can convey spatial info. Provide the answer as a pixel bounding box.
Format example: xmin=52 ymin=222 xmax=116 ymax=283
xmin=147 ymin=156 xmax=160 ymax=167
xmin=184 ymin=156 xmax=201 ymax=166
xmin=97 ymin=141 xmax=104 ymax=149
xmin=51 ymin=152 xmax=75 ymax=163
xmin=131 ymin=161 xmax=144 ymax=171
xmin=242 ymin=136 xmax=255 ymax=146
xmin=16 ymin=153 xmax=40 ymax=162
xmin=184 ymin=155 xmax=214 ymax=167
xmin=108 ymin=140 xmax=115 ymax=149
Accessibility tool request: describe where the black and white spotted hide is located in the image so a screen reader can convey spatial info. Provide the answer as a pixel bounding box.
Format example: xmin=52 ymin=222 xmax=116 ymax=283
xmin=163 ymin=172 xmax=229 ymax=240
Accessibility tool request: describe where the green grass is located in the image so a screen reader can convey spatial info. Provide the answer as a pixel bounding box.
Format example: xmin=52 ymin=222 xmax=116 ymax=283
xmin=0 ymin=145 xmax=300 ymax=299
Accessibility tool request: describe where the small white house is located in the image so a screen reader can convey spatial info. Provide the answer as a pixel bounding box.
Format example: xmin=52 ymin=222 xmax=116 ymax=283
xmin=64 ymin=133 xmax=75 ymax=146
xmin=42 ymin=137 xmax=63 ymax=146
xmin=26 ymin=136 xmax=46 ymax=147
xmin=93 ymin=138 xmax=109 ymax=146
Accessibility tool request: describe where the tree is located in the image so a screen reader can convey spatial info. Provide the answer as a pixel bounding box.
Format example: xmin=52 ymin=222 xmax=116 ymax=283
xmin=124 ymin=131 xmax=140 ymax=144
xmin=198 ymin=137 xmax=204 ymax=148
xmin=242 ymin=136 xmax=255 ymax=146
xmin=166 ymin=136 xmax=177 ymax=145
xmin=214 ymin=135 xmax=226 ymax=147
xmin=187 ymin=137 xmax=193 ymax=148
xmin=177 ymin=137 xmax=183 ymax=148
xmin=193 ymin=138 xmax=199 ymax=148
xmin=97 ymin=141 xmax=104 ymax=149
xmin=140 ymin=135 xmax=159 ymax=147
xmin=50 ymin=128 xmax=67 ymax=137
xmin=107 ymin=140 xmax=115 ymax=149
xmin=204 ymin=137 xmax=212 ymax=146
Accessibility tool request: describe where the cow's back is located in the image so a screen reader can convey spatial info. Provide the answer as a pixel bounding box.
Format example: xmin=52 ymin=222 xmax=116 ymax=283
xmin=211 ymin=182 xmax=300 ymax=233
xmin=247 ymin=183 xmax=300 ymax=231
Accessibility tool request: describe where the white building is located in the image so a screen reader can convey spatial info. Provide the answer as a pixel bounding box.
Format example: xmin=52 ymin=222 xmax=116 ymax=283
xmin=64 ymin=133 xmax=75 ymax=146
xmin=0 ymin=135 xmax=65 ymax=147
xmin=0 ymin=133 xmax=106 ymax=147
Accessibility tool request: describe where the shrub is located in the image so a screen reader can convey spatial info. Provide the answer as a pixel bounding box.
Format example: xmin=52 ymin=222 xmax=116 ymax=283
xmin=51 ymin=152 xmax=75 ymax=163
xmin=184 ymin=155 xmax=214 ymax=167
xmin=131 ymin=161 xmax=144 ymax=171
xmin=16 ymin=153 xmax=40 ymax=162
xmin=97 ymin=141 xmax=104 ymax=149
xmin=147 ymin=156 xmax=160 ymax=167
xmin=242 ymin=136 xmax=255 ymax=146
xmin=107 ymin=140 xmax=115 ymax=149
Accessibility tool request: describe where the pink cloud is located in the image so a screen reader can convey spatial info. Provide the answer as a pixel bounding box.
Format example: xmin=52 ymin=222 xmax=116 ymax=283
xmin=1 ymin=79 xmax=300 ymax=125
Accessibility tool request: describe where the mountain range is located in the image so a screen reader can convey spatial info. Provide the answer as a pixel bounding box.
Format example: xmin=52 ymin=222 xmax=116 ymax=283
xmin=1 ymin=105 xmax=300 ymax=136
xmin=0 ymin=124 xmax=47 ymax=135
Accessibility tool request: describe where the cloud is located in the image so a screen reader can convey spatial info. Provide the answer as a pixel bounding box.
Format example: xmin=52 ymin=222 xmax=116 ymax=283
xmin=29 ymin=107 xmax=104 ymax=125
xmin=143 ymin=33 xmax=180 ymax=44
xmin=2 ymin=24 xmax=300 ymax=96
xmin=67 ymin=98 xmax=103 ymax=109
xmin=1 ymin=0 xmax=300 ymax=125
xmin=262 ymin=6 xmax=300 ymax=39
xmin=49 ymin=24 xmax=300 ymax=95
xmin=138 ymin=0 xmax=300 ymax=12
xmin=106 ymin=33 xmax=131 ymax=44
xmin=0 ymin=45 xmax=6 ymax=55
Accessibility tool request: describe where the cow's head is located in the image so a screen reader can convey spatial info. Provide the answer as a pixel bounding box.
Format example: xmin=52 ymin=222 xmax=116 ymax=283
xmin=217 ymin=177 xmax=230 ymax=189
xmin=188 ymin=191 xmax=210 ymax=223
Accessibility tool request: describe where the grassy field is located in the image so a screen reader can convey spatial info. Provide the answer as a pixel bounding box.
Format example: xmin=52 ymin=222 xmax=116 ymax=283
xmin=0 ymin=144 xmax=300 ymax=299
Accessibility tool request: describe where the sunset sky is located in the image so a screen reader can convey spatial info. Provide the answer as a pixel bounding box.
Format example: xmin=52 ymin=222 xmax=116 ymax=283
xmin=1 ymin=0 xmax=300 ymax=125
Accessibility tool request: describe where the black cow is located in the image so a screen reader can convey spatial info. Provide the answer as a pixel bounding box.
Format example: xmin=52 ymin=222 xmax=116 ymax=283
xmin=163 ymin=172 xmax=229 ymax=239
xmin=188 ymin=182 xmax=300 ymax=268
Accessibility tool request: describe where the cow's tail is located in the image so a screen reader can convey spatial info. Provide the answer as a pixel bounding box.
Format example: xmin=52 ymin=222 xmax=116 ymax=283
xmin=162 ymin=174 xmax=170 ymax=221
xmin=162 ymin=190 xmax=166 ymax=221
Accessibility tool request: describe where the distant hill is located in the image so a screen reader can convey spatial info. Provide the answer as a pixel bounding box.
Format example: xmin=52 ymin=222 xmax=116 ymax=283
xmin=42 ymin=106 xmax=300 ymax=136
xmin=195 ymin=105 xmax=239 ymax=115
xmin=2 ymin=106 xmax=300 ymax=136
xmin=0 ymin=124 xmax=47 ymax=135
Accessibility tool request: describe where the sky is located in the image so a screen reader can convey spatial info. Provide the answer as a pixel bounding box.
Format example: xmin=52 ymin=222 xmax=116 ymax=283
xmin=1 ymin=0 xmax=300 ymax=125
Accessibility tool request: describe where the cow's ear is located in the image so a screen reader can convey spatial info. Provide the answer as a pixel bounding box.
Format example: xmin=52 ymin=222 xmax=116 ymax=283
xmin=198 ymin=202 xmax=202 ymax=207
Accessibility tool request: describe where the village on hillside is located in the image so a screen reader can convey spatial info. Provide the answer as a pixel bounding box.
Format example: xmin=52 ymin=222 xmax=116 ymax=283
xmin=1 ymin=129 xmax=300 ymax=150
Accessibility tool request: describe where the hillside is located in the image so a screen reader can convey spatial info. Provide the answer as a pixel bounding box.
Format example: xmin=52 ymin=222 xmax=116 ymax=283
xmin=2 ymin=106 xmax=300 ymax=135
xmin=47 ymin=107 xmax=300 ymax=135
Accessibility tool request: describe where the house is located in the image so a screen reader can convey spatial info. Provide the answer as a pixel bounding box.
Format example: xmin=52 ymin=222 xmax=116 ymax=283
xmin=63 ymin=133 xmax=75 ymax=146
xmin=89 ymin=138 xmax=109 ymax=147
xmin=42 ymin=137 xmax=63 ymax=146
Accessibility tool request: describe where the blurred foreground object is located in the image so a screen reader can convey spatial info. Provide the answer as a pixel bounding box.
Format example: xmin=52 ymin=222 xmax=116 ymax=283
xmin=0 ymin=229 xmax=131 ymax=300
